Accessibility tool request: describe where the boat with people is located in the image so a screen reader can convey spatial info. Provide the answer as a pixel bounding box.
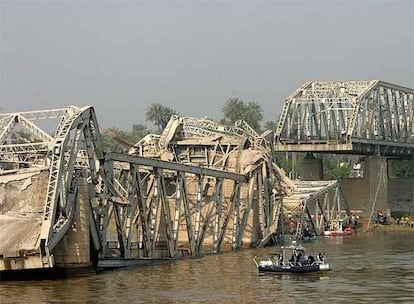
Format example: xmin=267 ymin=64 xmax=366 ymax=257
xmin=301 ymin=227 xmax=318 ymax=242
xmin=323 ymin=219 xmax=353 ymax=236
xmin=253 ymin=242 xmax=330 ymax=274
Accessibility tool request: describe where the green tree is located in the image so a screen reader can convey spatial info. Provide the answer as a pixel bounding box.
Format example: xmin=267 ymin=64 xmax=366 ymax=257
xmin=244 ymin=101 xmax=263 ymax=131
xmin=389 ymin=160 xmax=414 ymax=178
xmin=145 ymin=103 xmax=178 ymax=132
xmin=102 ymin=125 xmax=150 ymax=152
xmin=263 ymin=120 xmax=277 ymax=131
xmin=222 ymin=97 xmax=245 ymax=124
xmin=222 ymin=97 xmax=264 ymax=132
xmin=322 ymin=157 xmax=351 ymax=179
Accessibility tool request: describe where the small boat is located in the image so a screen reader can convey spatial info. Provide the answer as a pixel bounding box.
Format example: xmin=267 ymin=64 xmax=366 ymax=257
xmin=323 ymin=219 xmax=353 ymax=236
xmin=301 ymin=227 xmax=317 ymax=242
xmin=301 ymin=235 xmax=318 ymax=242
xmin=253 ymin=242 xmax=330 ymax=274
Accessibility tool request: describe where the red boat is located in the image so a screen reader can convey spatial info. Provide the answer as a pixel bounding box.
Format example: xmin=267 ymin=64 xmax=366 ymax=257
xmin=323 ymin=220 xmax=353 ymax=236
xmin=323 ymin=227 xmax=353 ymax=236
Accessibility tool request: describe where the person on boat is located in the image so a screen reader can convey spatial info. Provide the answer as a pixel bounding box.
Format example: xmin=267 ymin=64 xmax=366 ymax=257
xmin=307 ymin=255 xmax=315 ymax=265
xmin=289 ymin=220 xmax=295 ymax=234
xmin=296 ymin=252 xmax=302 ymax=265
xmin=318 ymin=252 xmax=324 ymax=262
xmin=289 ymin=254 xmax=295 ymax=264
xmin=351 ymin=214 xmax=356 ymax=225
xmin=303 ymin=227 xmax=311 ymax=238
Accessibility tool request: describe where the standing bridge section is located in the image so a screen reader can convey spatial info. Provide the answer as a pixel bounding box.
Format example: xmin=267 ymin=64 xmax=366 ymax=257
xmin=275 ymin=80 xmax=414 ymax=158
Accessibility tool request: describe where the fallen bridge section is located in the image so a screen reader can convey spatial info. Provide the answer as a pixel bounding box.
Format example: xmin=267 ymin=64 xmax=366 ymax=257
xmin=283 ymin=180 xmax=350 ymax=238
xmin=0 ymin=107 xmax=346 ymax=277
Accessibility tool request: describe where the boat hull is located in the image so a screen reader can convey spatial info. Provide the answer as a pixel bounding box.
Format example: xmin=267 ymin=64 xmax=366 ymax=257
xmin=301 ymin=236 xmax=318 ymax=242
xmin=323 ymin=228 xmax=353 ymax=236
xmin=258 ymin=263 xmax=330 ymax=273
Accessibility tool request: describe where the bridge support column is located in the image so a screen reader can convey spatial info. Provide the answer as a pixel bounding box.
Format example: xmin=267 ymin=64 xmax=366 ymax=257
xmin=341 ymin=157 xmax=390 ymax=217
xmin=298 ymin=153 xmax=323 ymax=181
xmin=365 ymin=157 xmax=389 ymax=213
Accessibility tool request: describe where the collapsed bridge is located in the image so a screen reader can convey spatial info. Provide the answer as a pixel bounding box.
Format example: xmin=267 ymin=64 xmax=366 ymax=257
xmin=0 ymin=106 xmax=345 ymax=275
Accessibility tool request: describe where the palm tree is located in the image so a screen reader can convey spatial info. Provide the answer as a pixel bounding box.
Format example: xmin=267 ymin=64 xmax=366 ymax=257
xmin=160 ymin=106 xmax=178 ymax=129
xmin=243 ymin=101 xmax=263 ymax=131
xmin=223 ymin=97 xmax=245 ymax=124
xmin=145 ymin=103 xmax=164 ymax=130
xmin=222 ymin=98 xmax=264 ymax=132
xmin=145 ymin=103 xmax=178 ymax=132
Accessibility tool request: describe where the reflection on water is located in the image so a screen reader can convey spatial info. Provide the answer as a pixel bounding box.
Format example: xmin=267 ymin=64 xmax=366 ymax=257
xmin=1 ymin=232 xmax=413 ymax=304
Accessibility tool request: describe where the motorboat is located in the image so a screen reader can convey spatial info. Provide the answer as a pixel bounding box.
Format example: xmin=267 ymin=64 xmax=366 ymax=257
xmin=253 ymin=242 xmax=330 ymax=274
xmin=323 ymin=219 xmax=353 ymax=236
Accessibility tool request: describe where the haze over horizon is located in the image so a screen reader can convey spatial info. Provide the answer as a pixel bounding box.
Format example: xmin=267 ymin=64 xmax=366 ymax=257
xmin=0 ymin=0 xmax=413 ymax=130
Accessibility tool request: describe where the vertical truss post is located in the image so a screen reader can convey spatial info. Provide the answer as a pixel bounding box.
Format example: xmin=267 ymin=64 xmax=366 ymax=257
xmin=99 ymin=160 xmax=114 ymax=258
xmin=180 ymin=172 xmax=196 ymax=255
xmin=231 ymin=181 xmax=241 ymax=250
xmin=213 ymin=179 xmax=223 ymax=253
xmin=194 ymin=174 xmax=204 ymax=254
xmin=134 ymin=166 xmax=151 ymax=257
xmin=172 ymin=173 xmax=182 ymax=256
xmin=125 ymin=164 xmax=138 ymax=258
xmin=158 ymin=169 xmax=175 ymax=257
xmin=198 ymin=178 xmax=222 ymax=253
xmin=237 ymin=175 xmax=255 ymax=248
xmin=257 ymin=171 xmax=265 ymax=236
xmin=149 ymin=170 xmax=161 ymax=256
xmin=262 ymin=162 xmax=270 ymax=235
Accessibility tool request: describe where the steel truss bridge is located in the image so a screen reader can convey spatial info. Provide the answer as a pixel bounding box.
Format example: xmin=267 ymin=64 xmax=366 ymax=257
xmin=0 ymin=106 xmax=346 ymax=274
xmin=275 ymin=80 xmax=414 ymax=158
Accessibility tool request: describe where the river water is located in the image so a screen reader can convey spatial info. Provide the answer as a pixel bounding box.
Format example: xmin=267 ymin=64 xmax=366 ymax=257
xmin=0 ymin=231 xmax=413 ymax=304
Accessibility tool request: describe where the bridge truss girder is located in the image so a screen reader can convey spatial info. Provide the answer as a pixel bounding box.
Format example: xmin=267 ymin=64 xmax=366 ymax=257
xmin=275 ymin=80 xmax=414 ymax=158
xmin=284 ymin=180 xmax=350 ymax=238
xmin=94 ymin=152 xmax=284 ymax=263
xmin=0 ymin=106 xmax=105 ymax=269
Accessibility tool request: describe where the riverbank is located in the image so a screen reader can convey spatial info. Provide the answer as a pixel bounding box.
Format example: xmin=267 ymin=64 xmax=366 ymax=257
xmin=358 ymin=217 xmax=414 ymax=233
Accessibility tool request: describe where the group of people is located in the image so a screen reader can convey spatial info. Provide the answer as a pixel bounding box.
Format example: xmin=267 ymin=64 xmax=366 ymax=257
xmin=372 ymin=210 xmax=390 ymax=225
xmin=396 ymin=216 xmax=414 ymax=227
xmin=288 ymin=250 xmax=324 ymax=266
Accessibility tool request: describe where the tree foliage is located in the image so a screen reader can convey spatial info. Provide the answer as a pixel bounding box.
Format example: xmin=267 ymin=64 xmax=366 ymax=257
xmin=389 ymin=160 xmax=414 ymax=178
xmin=102 ymin=125 xmax=150 ymax=153
xmin=322 ymin=157 xmax=351 ymax=179
xmin=263 ymin=120 xmax=277 ymax=131
xmin=222 ymin=97 xmax=264 ymax=132
xmin=145 ymin=103 xmax=178 ymax=132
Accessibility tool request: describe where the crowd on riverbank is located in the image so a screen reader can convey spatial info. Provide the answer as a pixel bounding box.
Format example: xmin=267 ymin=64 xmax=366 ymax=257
xmin=360 ymin=215 xmax=414 ymax=232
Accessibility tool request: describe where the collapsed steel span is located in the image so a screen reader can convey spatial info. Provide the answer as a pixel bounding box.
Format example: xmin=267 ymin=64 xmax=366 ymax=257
xmin=0 ymin=106 xmax=346 ymax=277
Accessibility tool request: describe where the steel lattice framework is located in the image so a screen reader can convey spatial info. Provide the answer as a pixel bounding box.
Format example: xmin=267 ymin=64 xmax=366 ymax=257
xmin=275 ymin=80 xmax=414 ymax=158
xmin=0 ymin=106 xmax=105 ymax=269
xmin=0 ymin=106 xmax=346 ymax=273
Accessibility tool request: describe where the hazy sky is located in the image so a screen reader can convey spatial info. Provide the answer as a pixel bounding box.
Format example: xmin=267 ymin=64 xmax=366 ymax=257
xmin=0 ymin=0 xmax=413 ymax=130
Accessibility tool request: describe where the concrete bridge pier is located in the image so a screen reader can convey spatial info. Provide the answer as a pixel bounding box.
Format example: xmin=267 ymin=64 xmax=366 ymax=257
xmin=341 ymin=157 xmax=390 ymax=217
xmin=298 ymin=153 xmax=323 ymax=181
xmin=298 ymin=154 xmax=391 ymax=217
xmin=364 ymin=157 xmax=389 ymax=213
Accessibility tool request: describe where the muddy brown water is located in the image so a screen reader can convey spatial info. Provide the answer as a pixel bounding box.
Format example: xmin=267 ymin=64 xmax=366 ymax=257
xmin=1 ymin=231 xmax=413 ymax=303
